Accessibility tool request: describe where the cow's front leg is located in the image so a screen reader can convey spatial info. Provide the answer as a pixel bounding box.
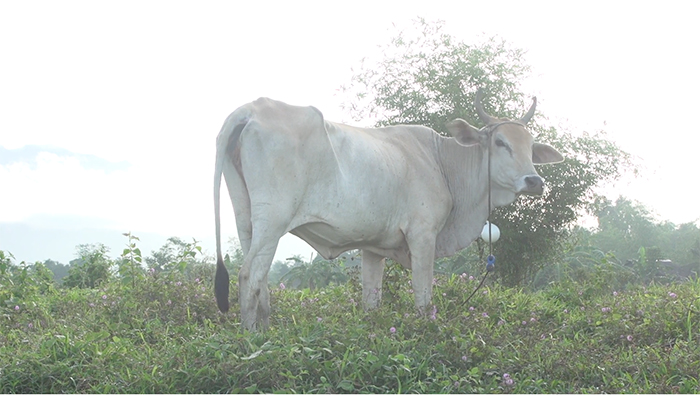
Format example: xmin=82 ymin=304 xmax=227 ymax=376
xmin=361 ymin=249 xmax=386 ymax=310
xmin=406 ymin=234 xmax=437 ymax=315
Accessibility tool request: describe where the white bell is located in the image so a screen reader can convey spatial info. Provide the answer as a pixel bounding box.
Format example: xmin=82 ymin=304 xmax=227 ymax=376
xmin=481 ymin=221 xmax=500 ymax=243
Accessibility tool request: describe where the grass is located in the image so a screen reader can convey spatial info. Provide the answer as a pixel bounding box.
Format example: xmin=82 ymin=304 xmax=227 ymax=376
xmin=1 ymin=263 xmax=699 ymax=393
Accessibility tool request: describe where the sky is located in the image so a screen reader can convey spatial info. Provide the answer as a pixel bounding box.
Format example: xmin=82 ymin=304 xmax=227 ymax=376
xmin=1 ymin=1 xmax=698 ymax=265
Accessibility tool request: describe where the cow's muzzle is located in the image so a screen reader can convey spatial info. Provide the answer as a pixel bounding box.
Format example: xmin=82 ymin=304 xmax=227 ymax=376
xmin=519 ymin=175 xmax=545 ymax=196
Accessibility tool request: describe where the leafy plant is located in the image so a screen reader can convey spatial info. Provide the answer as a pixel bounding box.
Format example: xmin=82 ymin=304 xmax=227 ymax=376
xmin=282 ymin=253 xmax=348 ymax=290
xmin=117 ymin=232 xmax=145 ymax=287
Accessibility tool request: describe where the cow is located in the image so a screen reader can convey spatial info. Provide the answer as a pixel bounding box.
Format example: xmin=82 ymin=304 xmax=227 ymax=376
xmin=214 ymin=91 xmax=564 ymax=330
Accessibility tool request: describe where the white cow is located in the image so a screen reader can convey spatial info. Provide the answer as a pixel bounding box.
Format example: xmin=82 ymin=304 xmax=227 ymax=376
xmin=214 ymin=91 xmax=563 ymax=330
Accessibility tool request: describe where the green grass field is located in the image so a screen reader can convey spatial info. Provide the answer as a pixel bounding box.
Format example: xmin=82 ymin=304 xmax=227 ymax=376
xmin=2 ymin=261 xmax=699 ymax=393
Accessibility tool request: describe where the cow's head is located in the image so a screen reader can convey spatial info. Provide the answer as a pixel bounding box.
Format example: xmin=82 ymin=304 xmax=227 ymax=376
xmin=445 ymin=90 xmax=564 ymax=206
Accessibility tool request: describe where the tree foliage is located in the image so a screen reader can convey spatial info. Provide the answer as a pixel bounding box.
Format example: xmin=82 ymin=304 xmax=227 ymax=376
xmin=41 ymin=259 xmax=70 ymax=283
xmin=581 ymin=196 xmax=700 ymax=282
xmin=342 ymin=18 xmax=634 ymax=286
xmin=62 ymin=243 xmax=113 ymax=289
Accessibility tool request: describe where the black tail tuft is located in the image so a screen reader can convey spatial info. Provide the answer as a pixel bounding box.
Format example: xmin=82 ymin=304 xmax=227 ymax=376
xmin=215 ymin=256 xmax=230 ymax=312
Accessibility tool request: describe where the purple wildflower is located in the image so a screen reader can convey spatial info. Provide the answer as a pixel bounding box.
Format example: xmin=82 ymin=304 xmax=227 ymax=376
xmin=503 ymin=373 xmax=514 ymax=387
xmin=428 ymin=305 xmax=437 ymax=320
xmin=627 ymin=335 xmax=633 ymax=342
xmin=14 ymin=305 xmax=19 ymax=311
xmin=461 ymin=355 xmax=468 ymax=362
xmin=279 ymin=282 xmax=286 ymax=290
xmin=602 ymin=307 xmax=611 ymax=313
xmin=390 ymin=327 xmax=396 ymax=334
xmin=102 ymin=295 xmax=107 ymax=300
xmin=668 ymin=292 xmax=677 ymax=298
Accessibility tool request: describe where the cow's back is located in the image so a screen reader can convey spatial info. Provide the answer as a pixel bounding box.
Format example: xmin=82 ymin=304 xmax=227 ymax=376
xmin=230 ymin=98 xmax=450 ymax=260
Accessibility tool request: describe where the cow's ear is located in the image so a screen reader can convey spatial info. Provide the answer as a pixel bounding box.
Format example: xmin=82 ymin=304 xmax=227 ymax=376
xmin=446 ymin=119 xmax=481 ymax=147
xmin=533 ymin=142 xmax=564 ymax=164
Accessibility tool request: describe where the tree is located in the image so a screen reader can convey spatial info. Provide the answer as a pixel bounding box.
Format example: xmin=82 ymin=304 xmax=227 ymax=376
xmin=268 ymin=260 xmax=291 ymax=285
xmin=342 ymin=18 xmax=633 ymax=286
xmin=62 ymin=243 xmax=113 ymax=288
xmin=42 ymin=259 xmax=70 ymax=283
xmin=587 ymin=197 xmax=700 ymax=282
xmin=145 ymin=236 xmax=215 ymax=281
xmin=590 ymin=196 xmax=661 ymax=261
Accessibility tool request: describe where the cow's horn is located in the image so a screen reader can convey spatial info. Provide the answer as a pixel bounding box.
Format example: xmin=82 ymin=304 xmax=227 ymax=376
xmin=519 ymin=96 xmax=537 ymax=124
xmin=474 ymin=89 xmax=497 ymax=125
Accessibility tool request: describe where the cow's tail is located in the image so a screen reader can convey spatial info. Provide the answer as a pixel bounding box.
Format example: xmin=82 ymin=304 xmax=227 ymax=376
xmin=214 ymin=109 xmax=250 ymax=313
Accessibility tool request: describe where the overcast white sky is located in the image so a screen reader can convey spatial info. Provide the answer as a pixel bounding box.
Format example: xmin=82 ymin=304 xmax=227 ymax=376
xmin=1 ymin=1 xmax=698 ymax=264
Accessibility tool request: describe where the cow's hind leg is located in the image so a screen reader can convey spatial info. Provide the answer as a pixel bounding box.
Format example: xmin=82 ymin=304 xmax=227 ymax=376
xmin=361 ymin=250 xmax=386 ymax=310
xmin=238 ymin=222 xmax=284 ymax=331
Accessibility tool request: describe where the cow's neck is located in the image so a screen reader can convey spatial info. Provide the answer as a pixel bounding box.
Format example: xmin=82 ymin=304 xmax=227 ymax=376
xmin=433 ymin=134 xmax=509 ymax=258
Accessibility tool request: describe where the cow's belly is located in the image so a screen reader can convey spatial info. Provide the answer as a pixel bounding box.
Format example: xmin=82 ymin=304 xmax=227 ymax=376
xmin=290 ymin=221 xmax=407 ymax=261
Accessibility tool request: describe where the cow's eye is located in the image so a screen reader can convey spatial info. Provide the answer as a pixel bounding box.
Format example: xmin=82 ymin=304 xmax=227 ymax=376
xmin=495 ymin=139 xmax=506 ymax=147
